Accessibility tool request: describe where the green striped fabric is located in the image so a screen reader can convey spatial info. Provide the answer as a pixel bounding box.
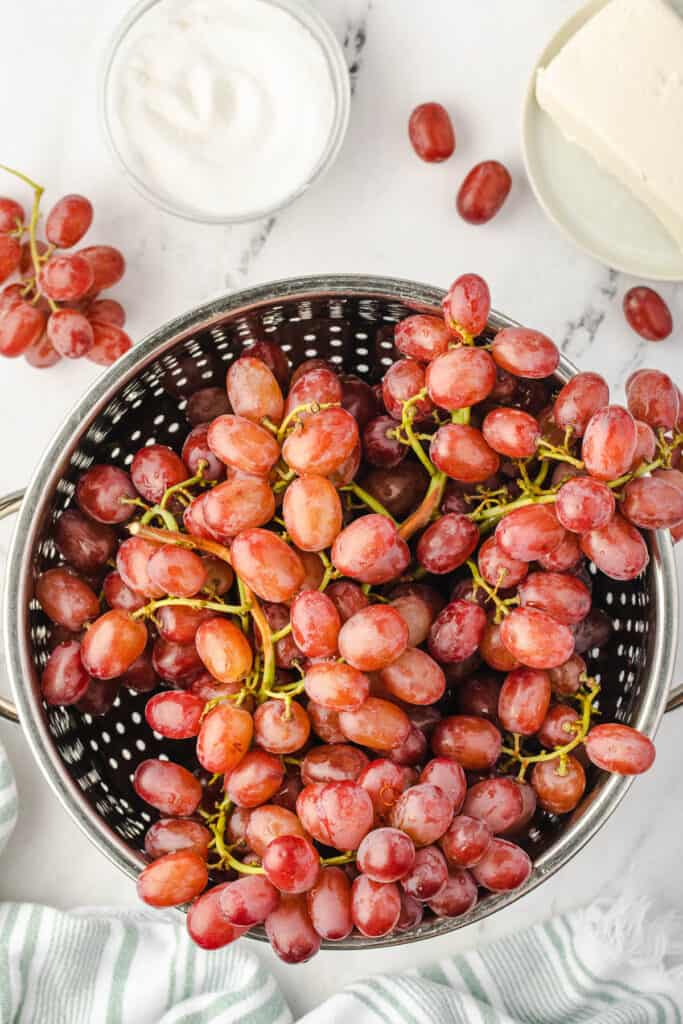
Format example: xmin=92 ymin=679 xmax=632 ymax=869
xmin=0 ymin=740 xmax=17 ymax=857
xmin=0 ymin=897 xmax=680 ymax=1024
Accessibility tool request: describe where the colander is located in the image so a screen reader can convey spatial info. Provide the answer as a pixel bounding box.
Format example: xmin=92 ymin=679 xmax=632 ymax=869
xmin=1 ymin=274 xmax=681 ymax=949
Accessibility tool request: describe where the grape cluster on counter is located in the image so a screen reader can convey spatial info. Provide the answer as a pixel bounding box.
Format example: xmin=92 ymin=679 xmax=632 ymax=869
xmin=35 ymin=272 xmax=679 ymax=962
xmin=0 ymin=166 xmax=128 ymax=366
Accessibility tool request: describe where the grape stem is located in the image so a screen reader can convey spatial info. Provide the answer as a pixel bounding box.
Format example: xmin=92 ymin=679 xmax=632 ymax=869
xmin=469 ymin=491 xmax=557 ymax=526
xmin=0 ymin=164 xmax=58 ymax=313
xmin=536 ymin=439 xmax=584 ymax=469
xmin=276 ymin=401 xmax=340 ymax=444
xmin=131 ymin=596 xmax=248 ymax=620
xmin=160 ymin=461 xmax=208 ymax=509
xmin=318 ymin=550 xmax=340 ymax=592
xmin=320 ymin=851 xmax=355 ymax=866
xmin=466 ymin=559 xmax=518 ymax=623
xmin=500 ymin=676 xmax=600 ymax=781
xmin=139 ymin=506 xmax=178 ymax=531
xmin=398 ymin=389 xmax=437 ymax=478
xmin=271 ymin=623 xmax=292 ymax=643
xmin=340 ymin=482 xmax=396 ymax=522
xmin=398 ymin=470 xmax=447 ymax=541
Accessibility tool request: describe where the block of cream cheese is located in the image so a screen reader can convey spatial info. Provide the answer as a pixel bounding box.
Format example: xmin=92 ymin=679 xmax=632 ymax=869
xmin=536 ymin=0 xmax=683 ymax=251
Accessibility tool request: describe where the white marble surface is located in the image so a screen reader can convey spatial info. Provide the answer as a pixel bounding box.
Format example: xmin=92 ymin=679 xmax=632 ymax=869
xmin=1 ymin=0 xmax=683 ymax=1017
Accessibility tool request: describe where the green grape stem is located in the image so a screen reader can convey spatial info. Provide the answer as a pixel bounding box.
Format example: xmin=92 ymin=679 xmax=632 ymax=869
xmin=501 ymin=678 xmax=601 ymax=781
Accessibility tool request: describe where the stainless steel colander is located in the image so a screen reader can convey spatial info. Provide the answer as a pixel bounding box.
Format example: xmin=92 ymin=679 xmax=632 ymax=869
xmin=1 ymin=274 xmax=681 ymax=948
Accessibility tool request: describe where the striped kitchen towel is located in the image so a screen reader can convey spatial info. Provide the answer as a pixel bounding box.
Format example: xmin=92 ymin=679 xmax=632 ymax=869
xmin=0 ymin=892 xmax=681 ymax=1024
xmin=0 ymin=739 xmax=17 ymax=857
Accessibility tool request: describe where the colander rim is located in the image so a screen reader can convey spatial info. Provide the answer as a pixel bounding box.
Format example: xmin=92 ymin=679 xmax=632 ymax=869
xmin=4 ymin=274 xmax=678 ymax=948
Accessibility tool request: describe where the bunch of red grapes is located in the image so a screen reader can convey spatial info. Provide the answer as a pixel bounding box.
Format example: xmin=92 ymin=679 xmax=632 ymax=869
xmin=35 ymin=270 xmax=680 ymax=962
xmin=0 ymin=167 xmax=128 ymax=367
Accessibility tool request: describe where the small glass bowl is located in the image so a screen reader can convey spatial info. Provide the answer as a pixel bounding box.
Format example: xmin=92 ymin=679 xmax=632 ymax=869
xmin=99 ymin=0 xmax=351 ymax=224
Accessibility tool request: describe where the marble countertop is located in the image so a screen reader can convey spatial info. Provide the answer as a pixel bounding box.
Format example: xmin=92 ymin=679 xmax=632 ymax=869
xmin=1 ymin=0 xmax=683 ymax=1016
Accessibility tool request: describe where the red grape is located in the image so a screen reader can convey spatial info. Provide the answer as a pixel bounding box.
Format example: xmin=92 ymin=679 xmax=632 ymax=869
xmin=537 ymin=530 xmax=582 ymax=573
xmin=582 ymin=406 xmax=637 ymax=480
xmin=40 ymin=253 xmax=93 ymax=301
xmin=389 ymin=783 xmax=453 ymax=846
xmin=145 ymin=818 xmax=211 ymax=860
xmin=478 ymin=536 xmax=528 ymax=588
xmin=426 ymin=347 xmax=496 ymax=410
xmin=341 ymin=374 xmax=379 ymax=429
xmin=363 ymin=415 xmax=407 ymax=468
xmin=553 ymin=372 xmax=610 ymax=437
xmin=76 ymin=465 xmax=136 ymax=523
xmin=247 ymin=806 xmax=306 ymax=857
xmin=580 ymin=513 xmax=649 ymax=581
xmin=86 ymin=322 xmax=132 ymax=365
xmin=555 ymin=476 xmax=615 ymax=533
xmin=357 ymin=827 xmax=416 ymax=883
xmin=500 ymin=607 xmax=574 ymax=670
xmin=631 ymin=420 xmax=657 ymax=468
xmin=266 ymin=895 xmax=321 ymax=963
xmin=45 ymin=194 xmax=93 ymax=248
xmin=116 ymin=537 xmax=164 ymax=598
xmin=282 ymin=408 xmax=359 ymax=477
xmin=156 ymin=604 xmax=213 ymax=644
xmin=498 ymin=667 xmax=551 ymax=735
xmin=532 ymin=756 xmax=586 ymax=814
xmin=24 ymin=330 xmax=61 ymax=368
xmin=427 ymin=868 xmax=477 ymax=916
xmin=41 ymin=641 xmax=91 ymax=706
xmin=378 ymin=648 xmax=445 ymax=706
xmin=285 ymin=365 xmax=342 ymax=414
xmin=440 ymin=815 xmax=492 ymax=868
xmin=137 ymin=851 xmax=207 ymax=908
xmin=282 ymin=475 xmax=342 ymax=551
xmin=584 ymin=723 xmax=655 ymax=775
xmin=351 ymin=875 xmax=401 ymax=937
xmin=428 ymin=599 xmax=487 ymax=664
xmin=55 ymin=508 xmax=116 ymax=573
xmin=134 ymin=758 xmax=202 ymax=816
xmin=0 ymin=234 xmax=21 ymax=283
xmin=390 ymin=591 xmax=438 ymax=647
xmin=432 ymin=715 xmax=502 ymax=771
xmin=417 ymin=513 xmax=479 ymax=574
xmin=227 ymin=355 xmax=284 ymax=425
xmin=145 ymin=691 xmax=204 ymax=739
xmin=0 ymin=197 xmax=24 ymax=232
xmin=338 ymin=605 xmax=408 ymax=671
xmin=462 ymin=777 xmax=526 ymax=834
xmin=0 ymin=301 xmax=46 ymax=356
xmin=130 ymin=444 xmax=187 ymax=505
xmin=148 ymin=546 xmax=207 ymax=597
xmin=230 ymin=529 xmax=304 ymax=602
xmin=480 ymin=621 xmax=520 ymax=672
xmin=622 ymin=475 xmax=683 ymax=529
xmin=254 ymin=700 xmax=311 ymax=754
xmin=306 ymin=867 xmax=353 ymax=940
xmin=297 ymin=781 xmax=374 ymax=850
xmin=623 ymin=286 xmax=672 ymax=341
xmin=482 ymin=408 xmax=540 ymax=458
xmin=457 ymin=161 xmax=511 ymax=224
xmin=538 ymin=704 xmax=580 ymax=749
xmin=339 ymin=698 xmax=411 ymax=751
xmin=395 ymin=314 xmax=451 ymax=361
xmin=495 ymin=504 xmax=565 ymax=562
xmin=417 ymin=762 xmax=463 ymax=814
xmin=303 ymin=662 xmax=370 ymax=711
xmin=408 ymin=102 xmax=455 ymax=161
xmin=471 ymin=838 xmax=531 ymax=892
xmin=81 ymin=610 xmax=148 ymax=679
xmin=187 ymin=885 xmax=248 ymax=950
xmin=549 ymin=653 xmax=585 ymax=697
xmin=301 ymin=744 xmax=368 ymax=786
xmin=362 ymin=462 xmax=428 ymax=519
xmin=457 ymin=673 xmax=501 ymax=721
xmin=263 ymin=834 xmax=320 ymax=894
xmin=332 ymin=514 xmax=410 ymax=585
xmin=491 ymin=327 xmax=559 ymax=379
xmin=46 ymin=309 xmax=93 ymax=358
xmin=208 ymin=414 xmax=280 ymax=477
xmin=291 ymin=590 xmax=340 ymax=657
xmin=443 ymin=273 xmax=491 ymax=338
xmin=382 ymin=359 xmax=433 ymax=421
xmin=518 ymin=572 xmax=591 ymax=625
xmin=88 ymin=298 xmax=126 ymax=328
xmin=430 ymin=423 xmax=500 ymax=483
xmin=181 ymin=423 xmax=226 ymax=482
xmin=35 ymin=568 xmax=100 ymax=631
xmin=78 ymin=245 xmax=125 ymax=290
xmin=220 ymin=875 xmax=280 ymax=926
xmin=197 ymin=703 xmax=253 ymax=773
xmin=308 ymin=702 xmax=346 ymax=744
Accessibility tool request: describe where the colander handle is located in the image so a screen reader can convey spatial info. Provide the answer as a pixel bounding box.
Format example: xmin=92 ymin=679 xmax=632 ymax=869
xmin=0 ymin=489 xmax=23 ymax=723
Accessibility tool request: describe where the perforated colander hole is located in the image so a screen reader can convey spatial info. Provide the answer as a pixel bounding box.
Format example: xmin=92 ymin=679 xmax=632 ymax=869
xmin=124 ymin=454 xmax=133 ymax=466
xmin=380 ymin=339 xmax=393 ymax=349
xmin=90 ymin=740 xmax=98 ymax=751
xmin=131 ymin=711 xmax=142 ymax=724
xmin=101 ymin=731 xmax=111 ymax=744
xmin=130 ymin=430 xmax=142 ymax=442
xmin=121 ymin=749 xmax=132 ymax=761
xmin=605 ymin=592 xmax=614 ymax=605
xmin=141 ymin=811 xmax=151 ymax=823
xmin=115 ymin=723 xmax=125 ymax=735
xmin=356 ymin=364 xmax=369 ymax=373
xmin=356 ymin=332 xmax=368 ymax=340
xmin=329 ymin=325 xmax=341 ymax=332
xmin=158 ymin=752 xmax=169 ymax=761
xmin=620 ymin=593 xmax=628 ymax=605
xmin=100 ymin=782 xmax=109 ymax=793
xmin=381 ymin=357 xmax=393 ymax=366
xmin=153 ymin=415 xmax=165 ymax=425
xmin=167 ymin=423 xmax=180 ymax=434
xmin=113 ymin=696 xmax=121 ymax=708
xmin=356 ymin=348 xmax=368 ymax=356
xmin=330 ymin=355 xmax=343 ymax=364
xmin=135 ymin=739 xmax=146 ymax=752
xmin=280 ymin=343 xmax=292 ymax=352
xmin=109 ymin=758 xmax=118 ymax=770
xmin=303 ymin=333 xmax=317 ymax=342
xmin=82 ymin=714 xmax=93 ymax=725
xmin=305 ymin=349 xmax=318 ymax=357
xmin=330 ymin=338 xmax=343 ymax=347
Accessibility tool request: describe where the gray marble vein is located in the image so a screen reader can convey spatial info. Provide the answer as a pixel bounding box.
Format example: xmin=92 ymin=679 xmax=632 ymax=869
xmin=561 ymin=267 xmax=619 ymax=362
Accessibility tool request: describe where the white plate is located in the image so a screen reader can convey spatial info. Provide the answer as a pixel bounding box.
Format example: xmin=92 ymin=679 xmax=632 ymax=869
xmin=522 ymin=0 xmax=683 ymax=281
